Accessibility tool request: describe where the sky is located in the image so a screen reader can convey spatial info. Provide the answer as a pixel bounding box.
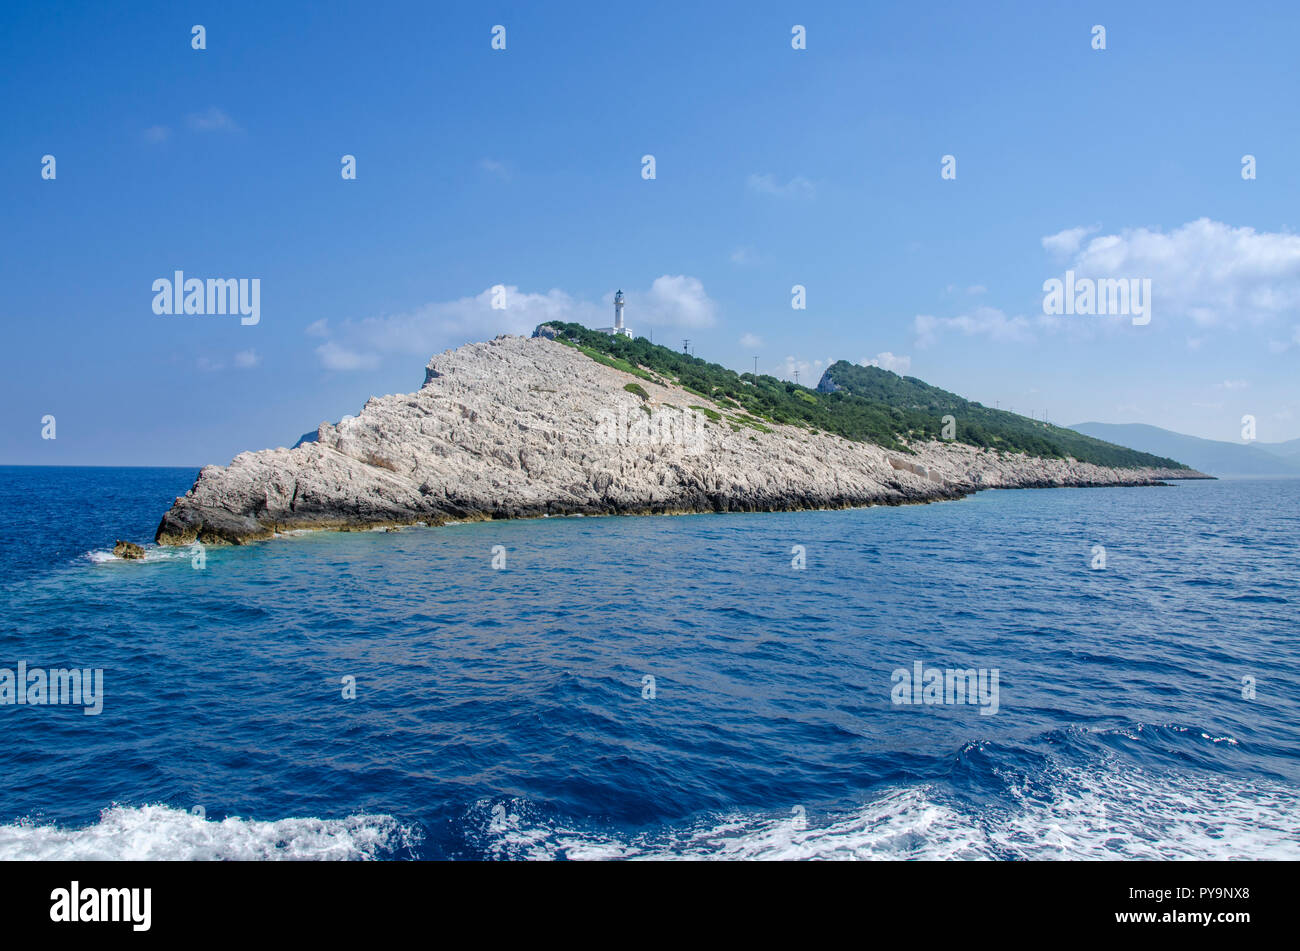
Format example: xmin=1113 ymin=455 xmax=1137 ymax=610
xmin=2 ymin=0 xmax=1298 ymax=466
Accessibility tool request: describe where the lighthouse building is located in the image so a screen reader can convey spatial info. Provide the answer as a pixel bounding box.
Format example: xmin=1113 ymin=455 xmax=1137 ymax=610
xmin=598 ymin=290 xmax=632 ymax=338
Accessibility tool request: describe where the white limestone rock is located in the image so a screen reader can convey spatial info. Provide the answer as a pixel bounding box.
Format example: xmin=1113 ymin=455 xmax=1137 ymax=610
xmin=154 ymin=335 xmax=1202 ymax=545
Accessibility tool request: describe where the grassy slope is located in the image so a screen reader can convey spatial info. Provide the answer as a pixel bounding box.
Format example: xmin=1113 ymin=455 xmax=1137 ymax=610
xmin=535 ymin=322 xmax=1189 ymax=470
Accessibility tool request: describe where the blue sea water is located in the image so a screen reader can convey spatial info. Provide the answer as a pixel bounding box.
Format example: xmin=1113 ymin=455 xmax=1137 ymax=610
xmin=0 ymin=465 xmax=1296 ymax=860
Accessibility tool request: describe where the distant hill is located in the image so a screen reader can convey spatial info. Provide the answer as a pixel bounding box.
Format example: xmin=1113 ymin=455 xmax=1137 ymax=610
xmin=1259 ymin=435 xmax=1300 ymax=463
xmin=534 ymin=322 xmax=1191 ymax=470
xmin=1069 ymin=422 xmax=1300 ymax=477
xmin=820 ymin=362 xmax=1187 ymax=469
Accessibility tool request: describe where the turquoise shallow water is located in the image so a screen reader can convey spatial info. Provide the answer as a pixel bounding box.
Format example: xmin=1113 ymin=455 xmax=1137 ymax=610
xmin=0 ymin=467 xmax=1296 ymax=859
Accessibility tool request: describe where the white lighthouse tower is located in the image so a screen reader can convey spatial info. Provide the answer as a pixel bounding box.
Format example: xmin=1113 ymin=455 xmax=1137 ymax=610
xmin=600 ymin=289 xmax=632 ymax=338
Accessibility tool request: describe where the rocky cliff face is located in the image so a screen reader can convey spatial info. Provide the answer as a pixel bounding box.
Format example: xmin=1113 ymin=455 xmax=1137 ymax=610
xmin=154 ymin=334 xmax=1204 ymax=546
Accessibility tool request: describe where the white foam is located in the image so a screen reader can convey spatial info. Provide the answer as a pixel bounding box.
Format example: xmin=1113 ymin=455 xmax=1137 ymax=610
xmin=574 ymin=789 xmax=988 ymax=861
xmin=472 ymin=789 xmax=990 ymax=861
xmin=84 ymin=546 xmax=187 ymax=565
xmin=0 ymin=804 xmax=419 ymax=861
xmin=472 ymin=762 xmax=1300 ymax=861
xmin=987 ymin=761 xmax=1296 ymax=860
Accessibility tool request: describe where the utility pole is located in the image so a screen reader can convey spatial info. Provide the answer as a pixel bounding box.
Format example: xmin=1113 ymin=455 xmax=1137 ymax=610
xmin=793 ymin=370 xmax=800 ymax=385
xmin=683 ymin=339 xmax=690 ymax=355
xmin=753 ymin=356 xmax=758 ymax=375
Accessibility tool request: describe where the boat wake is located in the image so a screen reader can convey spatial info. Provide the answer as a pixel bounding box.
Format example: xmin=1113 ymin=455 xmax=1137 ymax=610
xmin=464 ymin=758 xmax=1300 ymax=861
xmin=0 ymin=804 xmax=421 ymax=861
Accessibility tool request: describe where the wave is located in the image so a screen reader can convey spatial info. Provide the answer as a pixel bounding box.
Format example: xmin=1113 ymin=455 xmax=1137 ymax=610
xmin=84 ymin=546 xmax=188 ymax=565
xmin=4 ymin=760 xmax=1294 ymax=861
xmin=0 ymin=804 xmax=421 ymax=860
xmin=467 ymin=760 xmax=1300 ymax=861
xmin=469 ymin=790 xmax=987 ymax=861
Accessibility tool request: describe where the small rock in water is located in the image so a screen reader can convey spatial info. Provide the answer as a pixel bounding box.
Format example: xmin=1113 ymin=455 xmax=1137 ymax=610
xmin=113 ymin=540 xmax=146 ymax=560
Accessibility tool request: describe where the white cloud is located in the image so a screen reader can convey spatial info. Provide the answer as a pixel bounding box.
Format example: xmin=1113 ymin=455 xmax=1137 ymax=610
xmin=187 ymin=107 xmax=240 ymax=133
xmin=478 ymin=158 xmax=512 ymax=181
xmin=319 ymin=287 xmax=589 ymax=370
xmin=143 ymin=125 xmax=170 ymax=144
xmin=308 ymin=278 xmax=717 ymax=370
xmin=1042 ymin=225 xmax=1101 ymax=257
xmin=739 ymin=332 xmax=763 ymax=349
xmin=1214 ymin=379 xmax=1249 ymax=390
xmin=781 ymin=356 xmax=824 ymax=383
xmin=1270 ymin=323 xmax=1300 ymax=352
xmin=197 ymin=350 xmax=261 ymax=372
xmin=1054 ymin=218 xmax=1300 ymax=329
xmin=746 ymin=173 xmax=815 ymax=199
xmin=914 ymin=307 xmax=1035 ymax=348
xmin=921 ymin=219 xmax=1300 ymax=351
xmin=730 ymin=247 xmax=756 ymax=266
xmin=862 ymin=351 xmax=911 ymax=373
xmin=316 ymin=340 xmax=381 ymax=371
xmin=638 ymin=275 xmax=717 ymax=328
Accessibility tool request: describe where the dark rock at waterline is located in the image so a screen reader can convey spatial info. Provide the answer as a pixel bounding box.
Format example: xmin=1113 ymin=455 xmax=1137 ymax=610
xmin=113 ymin=540 xmax=146 ymax=560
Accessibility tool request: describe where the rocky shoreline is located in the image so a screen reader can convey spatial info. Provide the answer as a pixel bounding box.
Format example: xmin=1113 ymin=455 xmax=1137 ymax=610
xmin=152 ymin=334 xmax=1210 ymax=548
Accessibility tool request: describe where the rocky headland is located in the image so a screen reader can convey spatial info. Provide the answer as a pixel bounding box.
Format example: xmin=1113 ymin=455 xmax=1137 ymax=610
xmin=152 ymin=332 xmax=1208 ymax=547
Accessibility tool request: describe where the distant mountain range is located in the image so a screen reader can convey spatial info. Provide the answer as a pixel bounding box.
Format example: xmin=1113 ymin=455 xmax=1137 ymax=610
xmin=1069 ymin=422 xmax=1300 ymax=477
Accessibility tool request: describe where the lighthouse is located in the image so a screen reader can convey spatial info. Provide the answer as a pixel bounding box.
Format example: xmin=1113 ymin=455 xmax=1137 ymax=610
xmin=600 ymin=289 xmax=632 ymax=338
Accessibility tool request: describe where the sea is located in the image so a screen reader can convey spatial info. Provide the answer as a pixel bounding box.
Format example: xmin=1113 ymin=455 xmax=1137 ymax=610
xmin=0 ymin=466 xmax=1296 ymax=860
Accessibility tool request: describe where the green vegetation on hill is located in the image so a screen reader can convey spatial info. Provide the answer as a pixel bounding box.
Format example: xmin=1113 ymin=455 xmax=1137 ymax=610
xmin=822 ymin=361 xmax=1186 ymax=468
xmin=535 ymin=322 xmax=1188 ymax=469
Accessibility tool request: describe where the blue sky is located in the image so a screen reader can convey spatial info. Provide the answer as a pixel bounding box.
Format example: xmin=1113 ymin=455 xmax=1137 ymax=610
xmin=3 ymin=0 xmax=1298 ymax=466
